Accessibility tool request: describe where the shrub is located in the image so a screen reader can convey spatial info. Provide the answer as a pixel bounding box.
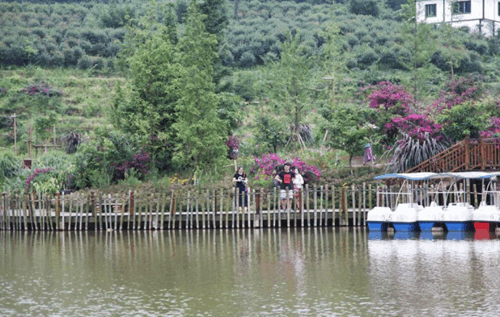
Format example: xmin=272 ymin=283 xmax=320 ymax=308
xmin=366 ymin=81 xmax=413 ymax=115
xmin=251 ymin=153 xmax=321 ymax=185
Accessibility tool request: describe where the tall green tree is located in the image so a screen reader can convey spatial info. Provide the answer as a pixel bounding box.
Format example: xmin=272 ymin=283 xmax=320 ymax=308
xmin=321 ymin=105 xmax=373 ymax=167
xmin=198 ymin=0 xmax=230 ymax=87
xmin=400 ymin=0 xmax=438 ymax=105
xmin=112 ymin=10 xmax=180 ymax=171
xmin=321 ymin=22 xmax=350 ymax=106
xmin=172 ymin=2 xmax=227 ymax=171
xmin=267 ymin=35 xmax=314 ymax=149
xmin=438 ymin=24 xmax=468 ymax=80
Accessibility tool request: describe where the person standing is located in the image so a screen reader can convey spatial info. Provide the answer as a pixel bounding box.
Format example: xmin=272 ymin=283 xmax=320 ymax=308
xmin=293 ymin=167 xmax=304 ymax=212
xmin=363 ymin=143 xmax=376 ymax=165
xmin=233 ymin=166 xmax=248 ymax=211
xmin=275 ymin=162 xmax=295 ymax=211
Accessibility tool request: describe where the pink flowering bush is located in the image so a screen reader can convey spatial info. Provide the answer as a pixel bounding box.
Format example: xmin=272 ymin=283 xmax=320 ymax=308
xmin=367 ymin=81 xmax=413 ymax=115
xmin=26 ymin=168 xmax=53 ymax=191
xmin=479 ymin=117 xmax=500 ymax=138
xmin=428 ymin=77 xmax=479 ymax=115
xmin=385 ymin=114 xmax=443 ymax=142
xmin=113 ymin=150 xmax=150 ymax=180
xmin=252 ymin=153 xmax=321 ymax=184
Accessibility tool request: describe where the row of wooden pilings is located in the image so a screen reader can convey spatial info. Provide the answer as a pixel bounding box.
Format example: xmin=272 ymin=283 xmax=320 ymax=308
xmin=0 ymin=183 xmax=378 ymax=231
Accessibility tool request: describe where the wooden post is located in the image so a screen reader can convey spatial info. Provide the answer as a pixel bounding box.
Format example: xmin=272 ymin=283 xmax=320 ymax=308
xmin=247 ymin=187 xmax=251 ymax=228
xmin=320 ymin=185 xmax=324 ymax=227
xmin=363 ymin=182 xmax=367 ymax=226
xmin=351 ymin=184 xmax=356 ymax=227
xmin=313 ymin=185 xmax=317 ymax=227
xmin=213 ymin=189 xmax=217 ymax=229
xmin=255 ymin=189 xmax=261 ymax=228
xmin=286 ymin=188 xmax=290 ymax=228
xmin=341 ymin=187 xmax=347 ymax=226
xmin=273 ymin=187 xmax=277 ymax=227
xmin=465 ymin=136 xmax=470 ymax=170
xmin=22 ymin=198 xmax=27 ymax=231
xmin=56 ymin=192 xmax=61 ymax=230
xmin=256 ymin=190 xmax=261 ymax=214
xmin=306 ymin=184 xmax=310 ymax=227
xmin=480 ymin=137 xmax=485 ymax=170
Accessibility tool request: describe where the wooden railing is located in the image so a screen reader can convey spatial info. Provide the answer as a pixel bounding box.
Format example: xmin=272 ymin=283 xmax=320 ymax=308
xmin=406 ymin=138 xmax=500 ymax=173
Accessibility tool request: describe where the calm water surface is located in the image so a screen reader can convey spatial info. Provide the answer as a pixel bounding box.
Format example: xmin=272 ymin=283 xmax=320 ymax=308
xmin=1 ymin=228 xmax=500 ymax=316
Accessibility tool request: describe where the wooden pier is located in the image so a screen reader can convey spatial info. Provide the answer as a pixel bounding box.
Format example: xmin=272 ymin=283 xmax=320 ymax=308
xmin=0 ymin=184 xmax=376 ymax=231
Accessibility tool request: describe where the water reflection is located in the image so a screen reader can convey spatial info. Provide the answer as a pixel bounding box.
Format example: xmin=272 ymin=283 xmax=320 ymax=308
xmin=367 ymin=230 xmax=500 ymax=316
xmin=0 ymin=229 xmax=372 ymax=316
xmin=2 ymin=229 xmax=500 ymax=315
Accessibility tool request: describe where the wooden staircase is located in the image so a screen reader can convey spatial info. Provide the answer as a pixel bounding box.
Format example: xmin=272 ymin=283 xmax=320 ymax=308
xmin=405 ymin=138 xmax=500 ymax=173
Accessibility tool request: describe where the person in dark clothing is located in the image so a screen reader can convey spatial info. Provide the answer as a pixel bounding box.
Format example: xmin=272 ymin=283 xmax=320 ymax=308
xmin=233 ymin=166 xmax=248 ymax=211
xmin=274 ymin=162 xmax=295 ymax=211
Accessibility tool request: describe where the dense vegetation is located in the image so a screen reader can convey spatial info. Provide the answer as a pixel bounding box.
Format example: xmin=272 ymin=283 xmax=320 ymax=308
xmin=2 ymin=0 xmax=500 ymax=194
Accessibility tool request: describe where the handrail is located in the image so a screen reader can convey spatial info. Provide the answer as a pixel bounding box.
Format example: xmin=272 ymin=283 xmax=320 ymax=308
xmin=405 ymin=137 xmax=500 ymax=173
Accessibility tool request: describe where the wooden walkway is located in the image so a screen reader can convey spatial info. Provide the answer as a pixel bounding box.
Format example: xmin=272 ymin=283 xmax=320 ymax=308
xmin=0 ymin=184 xmax=375 ymax=231
xmin=407 ymin=137 xmax=500 ymax=173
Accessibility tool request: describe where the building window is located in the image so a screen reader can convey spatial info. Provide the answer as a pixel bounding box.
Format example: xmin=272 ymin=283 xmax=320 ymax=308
xmin=453 ymin=1 xmax=471 ymax=14
xmin=425 ymin=4 xmax=437 ymax=17
xmin=498 ymin=1 xmax=500 ymax=16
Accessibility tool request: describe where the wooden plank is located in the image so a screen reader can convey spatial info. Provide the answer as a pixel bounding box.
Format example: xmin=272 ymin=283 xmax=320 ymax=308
xmin=320 ymin=185 xmax=324 ymax=227
xmin=213 ymin=189 xmax=217 ymax=229
xmin=247 ymin=188 xmax=250 ymax=229
xmin=225 ymin=189 xmax=230 ymax=229
xmin=286 ymin=188 xmax=290 ymax=228
xmin=313 ymin=184 xmax=317 ymax=227
xmin=160 ymin=192 xmax=166 ymax=230
xmin=22 ymin=198 xmax=28 ymax=231
xmin=352 ymin=185 xmax=356 ymax=227
xmin=202 ymin=190 xmax=207 ymax=229
xmin=305 ymin=184 xmax=310 ymax=227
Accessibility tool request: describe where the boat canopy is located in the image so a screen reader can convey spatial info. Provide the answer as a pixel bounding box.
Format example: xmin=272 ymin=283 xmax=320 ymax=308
xmin=374 ymin=171 xmax=500 ymax=181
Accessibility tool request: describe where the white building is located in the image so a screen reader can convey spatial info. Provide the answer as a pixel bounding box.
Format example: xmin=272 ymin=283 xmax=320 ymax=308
xmin=416 ymin=0 xmax=500 ymax=36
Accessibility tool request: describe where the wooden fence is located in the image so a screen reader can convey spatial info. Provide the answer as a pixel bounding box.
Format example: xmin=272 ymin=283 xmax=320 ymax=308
xmin=0 ymin=183 xmax=377 ymax=231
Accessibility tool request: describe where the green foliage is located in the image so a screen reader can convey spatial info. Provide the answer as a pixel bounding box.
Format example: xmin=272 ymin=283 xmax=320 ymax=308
xmin=172 ymin=1 xmax=227 ymax=170
xmin=0 ymin=151 xmax=21 ymax=188
xmin=437 ymin=102 xmax=488 ymax=141
xmin=386 ymin=133 xmax=449 ymax=172
xmin=321 ymin=105 xmax=374 ymax=167
xmin=113 ymin=7 xmax=181 ymax=171
xmin=349 ymin=0 xmax=379 ymax=16
xmin=266 ymin=34 xmax=315 ymax=149
xmin=255 ymin=114 xmax=290 ymax=153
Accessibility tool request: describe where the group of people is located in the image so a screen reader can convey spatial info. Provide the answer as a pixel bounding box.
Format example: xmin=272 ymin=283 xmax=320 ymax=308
xmin=232 ymin=162 xmax=304 ymax=212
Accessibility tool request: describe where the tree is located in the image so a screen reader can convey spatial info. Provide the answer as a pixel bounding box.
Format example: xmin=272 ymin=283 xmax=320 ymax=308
xmin=400 ymin=0 xmax=438 ymax=105
xmin=321 ymin=22 xmax=350 ymax=106
xmin=172 ymin=2 xmax=227 ymax=171
xmin=267 ymin=35 xmax=314 ymax=149
xmin=349 ymin=0 xmax=379 ymax=16
xmin=197 ymin=0 xmax=230 ymax=87
xmin=321 ymin=105 xmax=372 ymax=167
xmin=437 ymin=102 xmax=488 ymax=141
xmin=112 ymin=9 xmax=180 ymax=171
xmin=438 ymin=24 xmax=468 ymax=80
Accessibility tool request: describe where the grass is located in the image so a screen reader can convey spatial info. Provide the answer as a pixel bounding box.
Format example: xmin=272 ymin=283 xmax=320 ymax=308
xmin=0 ymin=66 xmax=124 ymax=150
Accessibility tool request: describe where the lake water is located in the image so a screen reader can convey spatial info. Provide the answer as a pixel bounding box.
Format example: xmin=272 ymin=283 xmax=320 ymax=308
xmin=1 ymin=228 xmax=500 ymax=316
